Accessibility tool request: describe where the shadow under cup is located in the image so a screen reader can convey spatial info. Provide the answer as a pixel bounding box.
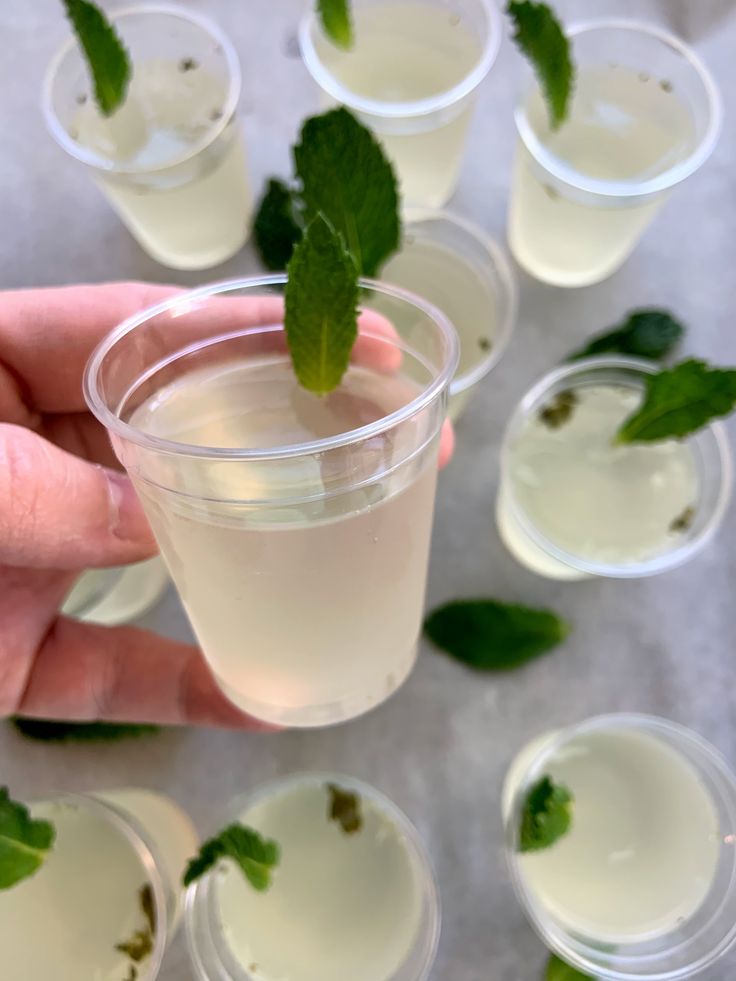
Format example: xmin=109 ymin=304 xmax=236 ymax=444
xmin=84 ymin=276 xmax=458 ymax=728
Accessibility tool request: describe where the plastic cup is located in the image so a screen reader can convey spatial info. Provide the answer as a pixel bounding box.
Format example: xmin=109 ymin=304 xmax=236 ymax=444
xmin=496 ymin=356 xmax=732 ymax=580
xmin=380 ymin=208 xmax=518 ymax=421
xmin=43 ymin=4 xmax=252 ymax=270
xmin=508 ymin=20 xmax=722 ymax=287
xmin=503 ymin=715 xmax=736 ymax=979
xmin=299 ymin=0 xmax=502 ymax=208
xmin=62 ymin=555 xmax=169 ymax=625
xmin=85 ymin=275 xmax=458 ymax=727
xmin=185 ymin=772 xmax=440 ymax=981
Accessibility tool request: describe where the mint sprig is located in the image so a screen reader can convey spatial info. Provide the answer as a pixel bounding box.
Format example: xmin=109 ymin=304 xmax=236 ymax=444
xmin=0 ymin=787 xmax=56 ymax=890
xmin=62 ymin=0 xmax=131 ymax=116
xmin=253 ymin=179 xmax=304 ymax=271
xmin=519 ymin=775 xmax=573 ymax=853
xmin=546 ymin=953 xmax=594 ymax=980
xmin=285 ymin=214 xmax=359 ymax=395
xmin=317 ymin=0 xmax=354 ymax=49
xmin=183 ymin=824 xmax=280 ymax=891
xmin=568 ymin=309 xmax=685 ymax=362
xmin=615 ymin=359 xmax=736 ymax=444
xmin=425 ymin=600 xmax=570 ymax=671
xmin=507 ymin=1 xmax=574 ymax=130
xmin=11 ymin=718 xmax=160 ymax=742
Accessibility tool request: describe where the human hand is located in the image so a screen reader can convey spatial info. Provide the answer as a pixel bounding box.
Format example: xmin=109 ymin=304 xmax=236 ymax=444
xmin=0 ymin=282 xmax=453 ymax=728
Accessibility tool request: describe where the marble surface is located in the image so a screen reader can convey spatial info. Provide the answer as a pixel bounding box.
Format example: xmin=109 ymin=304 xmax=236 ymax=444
xmin=2 ymin=1 xmax=736 ymax=978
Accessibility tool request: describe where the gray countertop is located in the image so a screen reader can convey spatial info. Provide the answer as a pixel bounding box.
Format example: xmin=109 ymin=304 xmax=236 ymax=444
xmin=2 ymin=1 xmax=736 ymax=978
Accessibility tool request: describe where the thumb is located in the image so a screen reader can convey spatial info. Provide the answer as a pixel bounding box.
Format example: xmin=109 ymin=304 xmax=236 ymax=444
xmin=0 ymin=424 xmax=156 ymax=569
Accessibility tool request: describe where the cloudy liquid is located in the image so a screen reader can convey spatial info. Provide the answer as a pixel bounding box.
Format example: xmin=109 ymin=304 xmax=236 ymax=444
xmin=129 ymin=357 xmax=439 ymax=727
xmin=498 ymin=384 xmax=698 ymax=577
xmin=509 ymin=66 xmax=697 ymax=286
xmin=314 ymin=2 xmax=482 ymax=207
xmin=62 ymin=556 xmax=168 ymax=625
xmin=511 ymin=728 xmax=720 ymax=942
xmin=215 ymin=778 xmax=425 ymax=981
xmin=73 ymin=59 xmax=251 ymax=269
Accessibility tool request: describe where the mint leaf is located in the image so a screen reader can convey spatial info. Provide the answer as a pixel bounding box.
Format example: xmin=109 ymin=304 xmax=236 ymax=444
xmin=317 ymin=0 xmax=354 ymax=49
xmin=285 ymin=214 xmax=359 ymax=395
xmin=183 ymin=824 xmax=280 ymax=890
xmin=546 ymin=954 xmax=594 ymax=980
xmin=615 ymin=359 xmax=736 ymax=444
xmin=519 ymin=776 xmax=573 ymax=853
xmin=253 ymin=178 xmax=304 ymax=270
xmin=327 ymin=784 xmax=363 ymax=834
xmin=425 ymin=600 xmax=570 ymax=671
xmin=62 ymin=0 xmax=131 ymax=116
xmin=0 ymin=787 xmax=56 ymax=890
xmin=11 ymin=718 xmax=160 ymax=742
xmin=294 ymin=107 xmax=400 ymax=277
xmin=568 ymin=309 xmax=685 ymax=362
xmin=507 ymin=1 xmax=574 ymax=130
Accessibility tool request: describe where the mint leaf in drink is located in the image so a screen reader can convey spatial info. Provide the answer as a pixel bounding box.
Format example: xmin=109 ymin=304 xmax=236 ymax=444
xmin=285 ymin=213 xmax=359 ymax=395
xmin=294 ymin=107 xmax=400 ymax=277
xmin=546 ymin=953 xmax=594 ymax=980
xmin=539 ymin=390 xmax=577 ymax=429
xmin=519 ymin=775 xmax=573 ymax=853
xmin=615 ymin=359 xmax=736 ymax=444
xmin=507 ymin=1 xmax=574 ymax=130
xmin=62 ymin=0 xmax=131 ymax=116
xmin=425 ymin=600 xmax=570 ymax=671
xmin=568 ymin=309 xmax=685 ymax=362
xmin=327 ymin=784 xmax=363 ymax=834
xmin=317 ymin=0 xmax=354 ymax=49
xmin=115 ymin=884 xmax=156 ymax=972
xmin=0 ymin=787 xmax=56 ymax=890
xmin=253 ymin=178 xmax=304 ymax=270
xmin=11 ymin=718 xmax=160 ymax=742
xmin=183 ymin=824 xmax=280 ymax=891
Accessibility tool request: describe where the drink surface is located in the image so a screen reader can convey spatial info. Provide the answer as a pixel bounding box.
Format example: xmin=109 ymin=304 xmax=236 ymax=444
xmin=508 ymin=383 xmax=699 ymax=565
xmin=516 ymin=727 xmax=720 ymax=942
xmin=129 ymin=356 xmax=439 ymax=726
xmin=215 ymin=779 xmax=424 ymax=981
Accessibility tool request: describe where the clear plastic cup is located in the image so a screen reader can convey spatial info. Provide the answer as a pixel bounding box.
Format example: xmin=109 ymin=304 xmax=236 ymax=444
xmin=0 ymin=789 xmax=197 ymax=980
xmin=43 ymin=4 xmax=252 ymax=270
xmin=508 ymin=20 xmax=722 ymax=287
xmin=185 ymin=772 xmax=441 ymax=981
xmin=496 ymin=356 xmax=732 ymax=580
xmin=380 ymin=208 xmax=518 ymax=421
xmin=84 ymin=275 xmax=458 ymax=727
xmin=299 ymin=0 xmax=502 ymax=208
xmin=62 ymin=555 xmax=169 ymax=625
xmin=503 ymin=714 xmax=736 ymax=979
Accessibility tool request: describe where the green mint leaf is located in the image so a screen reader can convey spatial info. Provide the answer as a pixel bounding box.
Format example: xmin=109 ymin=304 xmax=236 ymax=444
xmin=568 ymin=309 xmax=685 ymax=362
xmin=507 ymin=1 xmax=574 ymax=130
xmin=11 ymin=718 xmax=160 ymax=742
xmin=425 ymin=600 xmax=570 ymax=671
xmin=615 ymin=359 xmax=736 ymax=444
xmin=116 ymin=930 xmax=153 ymax=964
xmin=327 ymin=784 xmax=363 ymax=834
xmin=62 ymin=0 xmax=131 ymax=117
xmin=317 ymin=0 xmax=354 ymax=49
xmin=294 ymin=107 xmax=400 ymax=277
xmin=285 ymin=213 xmax=359 ymax=395
xmin=253 ymin=178 xmax=304 ymax=270
xmin=539 ymin=390 xmax=577 ymax=429
xmin=183 ymin=824 xmax=280 ymax=891
xmin=0 ymin=787 xmax=56 ymax=890
xmin=546 ymin=953 xmax=594 ymax=980
xmin=519 ymin=776 xmax=573 ymax=853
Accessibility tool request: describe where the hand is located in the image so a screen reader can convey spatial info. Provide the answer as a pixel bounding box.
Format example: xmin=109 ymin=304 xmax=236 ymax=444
xmin=0 ymin=282 xmax=453 ymax=728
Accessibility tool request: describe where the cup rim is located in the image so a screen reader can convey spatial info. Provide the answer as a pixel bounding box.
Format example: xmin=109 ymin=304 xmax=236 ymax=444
xmin=298 ymin=0 xmax=503 ymax=119
xmin=398 ymin=206 xmax=519 ymax=396
xmin=42 ymin=2 xmax=242 ymax=175
xmin=184 ymin=771 xmax=441 ymax=981
xmin=514 ymin=19 xmax=724 ymax=200
xmin=84 ymin=273 xmax=459 ymax=462
xmin=504 ymin=713 xmax=736 ymax=980
xmin=500 ymin=355 xmax=733 ymax=578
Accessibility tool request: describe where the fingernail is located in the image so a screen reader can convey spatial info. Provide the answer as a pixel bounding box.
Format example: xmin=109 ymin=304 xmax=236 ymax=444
xmin=105 ymin=470 xmax=155 ymax=544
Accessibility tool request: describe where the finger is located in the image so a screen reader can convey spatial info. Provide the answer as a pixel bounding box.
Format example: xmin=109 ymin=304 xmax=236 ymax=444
xmin=15 ymin=618 xmax=273 ymax=729
xmin=0 ymin=423 xmax=156 ymax=569
xmin=438 ymin=419 xmax=454 ymax=469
